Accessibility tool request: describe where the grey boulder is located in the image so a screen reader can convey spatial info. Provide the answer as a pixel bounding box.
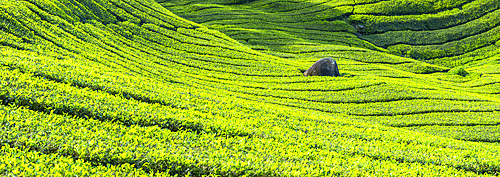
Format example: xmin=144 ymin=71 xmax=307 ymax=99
xmin=303 ymin=57 xmax=340 ymax=77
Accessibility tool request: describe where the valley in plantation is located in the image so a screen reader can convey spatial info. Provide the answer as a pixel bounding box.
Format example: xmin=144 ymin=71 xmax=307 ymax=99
xmin=1 ymin=0 xmax=500 ymax=176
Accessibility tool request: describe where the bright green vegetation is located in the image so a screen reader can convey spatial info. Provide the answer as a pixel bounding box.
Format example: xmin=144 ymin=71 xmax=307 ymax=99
xmin=350 ymin=0 xmax=500 ymax=63
xmin=1 ymin=0 xmax=500 ymax=176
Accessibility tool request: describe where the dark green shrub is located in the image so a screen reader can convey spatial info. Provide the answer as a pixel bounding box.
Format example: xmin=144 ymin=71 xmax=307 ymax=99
xmin=448 ymin=66 xmax=469 ymax=77
xmin=224 ymin=0 xmax=256 ymax=5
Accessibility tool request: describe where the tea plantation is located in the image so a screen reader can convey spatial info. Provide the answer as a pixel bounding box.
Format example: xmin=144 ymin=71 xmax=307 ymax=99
xmin=1 ymin=0 xmax=500 ymax=176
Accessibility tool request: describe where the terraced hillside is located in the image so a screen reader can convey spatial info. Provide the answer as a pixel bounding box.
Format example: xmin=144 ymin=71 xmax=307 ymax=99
xmin=1 ymin=0 xmax=500 ymax=176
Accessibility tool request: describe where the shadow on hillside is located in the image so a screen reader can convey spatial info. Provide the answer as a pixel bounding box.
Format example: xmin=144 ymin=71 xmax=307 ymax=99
xmin=159 ymin=0 xmax=361 ymax=45
xmin=159 ymin=0 xmax=385 ymax=76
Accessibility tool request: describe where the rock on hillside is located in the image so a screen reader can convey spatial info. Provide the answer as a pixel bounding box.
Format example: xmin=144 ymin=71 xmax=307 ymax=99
xmin=303 ymin=57 xmax=340 ymax=77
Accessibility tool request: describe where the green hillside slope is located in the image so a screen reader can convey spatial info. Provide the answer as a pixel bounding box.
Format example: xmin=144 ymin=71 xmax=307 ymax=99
xmin=1 ymin=0 xmax=500 ymax=176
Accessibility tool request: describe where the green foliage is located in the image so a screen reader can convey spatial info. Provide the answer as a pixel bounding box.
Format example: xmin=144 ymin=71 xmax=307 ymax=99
xmin=405 ymin=125 xmax=500 ymax=143
xmin=386 ymin=24 xmax=500 ymax=60
xmin=353 ymin=0 xmax=472 ymax=15
xmin=349 ymin=0 xmax=500 ymax=66
xmin=223 ymin=0 xmax=256 ymax=5
xmin=448 ymin=66 xmax=469 ymax=77
xmin=1 ymin=0 xmax=500 ymax=176
xmin=0 ymin=145 xmax=165 ymax=176
xmin=350 ymin=0 xmax=500 ymax=34
xmin=361 ymin=8 xmax=500 ymax=47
